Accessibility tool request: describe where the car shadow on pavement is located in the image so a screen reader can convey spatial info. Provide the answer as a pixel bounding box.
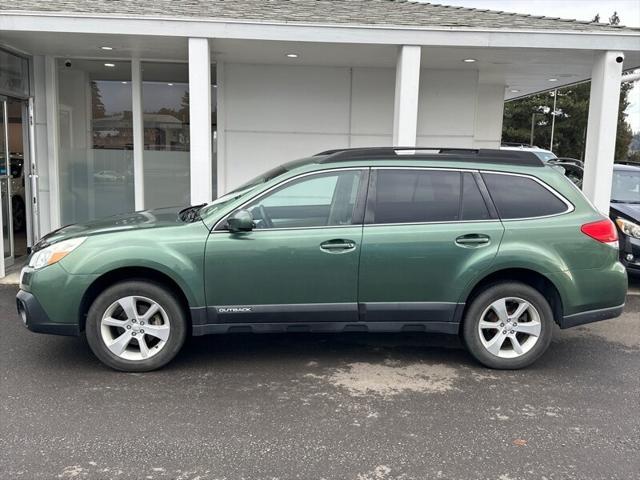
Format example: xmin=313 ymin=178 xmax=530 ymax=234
xmin=171 ymin=331 xmax=469 ymax=370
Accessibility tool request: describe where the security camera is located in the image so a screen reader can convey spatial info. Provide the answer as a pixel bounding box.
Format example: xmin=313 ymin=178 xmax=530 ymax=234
xmin=616 ymin=55 xmax=624 ymax=64
xmin=64 ymin=59 xmax=72 ymax=68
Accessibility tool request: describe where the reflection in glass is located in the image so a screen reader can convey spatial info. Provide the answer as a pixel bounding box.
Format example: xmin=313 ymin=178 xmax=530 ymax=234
xmin=0 ymin=102 xmax=10 ymax=259
xmin=0 ymin=49 xmax=29 ymax=97
xmin=57 ymin=60 xmax=134 ymax=224
xmin=142 ymin=63 xmax=190 ymax=209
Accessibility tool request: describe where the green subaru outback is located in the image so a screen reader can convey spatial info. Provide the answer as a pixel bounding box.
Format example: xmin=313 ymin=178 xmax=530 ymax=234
xmin=17 ymin=148 xmax=627 ymax=371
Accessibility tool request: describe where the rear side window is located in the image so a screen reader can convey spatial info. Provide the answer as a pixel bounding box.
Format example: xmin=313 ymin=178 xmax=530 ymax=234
xmin=368 ymin=170 xmax=494 ymax=224
xmin=370 ymin=170 xmax=461 ymax=224
xmin=482 ymin=173 xmax=569 ymax=219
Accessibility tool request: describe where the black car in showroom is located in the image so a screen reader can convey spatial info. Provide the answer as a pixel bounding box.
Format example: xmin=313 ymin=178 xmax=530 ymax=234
xmin=611 ymin=163 xmax=640 ymax=276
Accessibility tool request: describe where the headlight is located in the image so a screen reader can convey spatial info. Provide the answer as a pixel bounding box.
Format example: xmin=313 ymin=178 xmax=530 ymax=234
xmin=28 ymin=237 xmax=87 ymax=270
xmin=615 ymin=218 xmax=640 ymax=239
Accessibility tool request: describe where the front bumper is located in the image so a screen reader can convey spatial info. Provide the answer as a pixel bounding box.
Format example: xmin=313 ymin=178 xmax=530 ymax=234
xmin=16 ymin=289 xmax=80 ymax=336
xmin=619 ymin=234 xmax=640 ymax=275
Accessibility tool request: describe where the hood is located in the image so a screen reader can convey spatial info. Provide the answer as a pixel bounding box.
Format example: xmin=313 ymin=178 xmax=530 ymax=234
xmin=611 ymin=202 xmax=640 ymax=223
xmin=37 ymin=206 xmax=188 ymax=248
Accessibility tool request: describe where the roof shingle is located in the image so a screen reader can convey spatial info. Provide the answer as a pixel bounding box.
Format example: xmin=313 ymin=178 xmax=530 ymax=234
xmin=1 ymin=0 xmax=637 ymax=32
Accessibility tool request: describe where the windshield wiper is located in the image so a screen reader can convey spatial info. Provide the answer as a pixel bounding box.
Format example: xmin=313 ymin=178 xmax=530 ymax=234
xmin=179 ymin=203 xmax=206 ymax=222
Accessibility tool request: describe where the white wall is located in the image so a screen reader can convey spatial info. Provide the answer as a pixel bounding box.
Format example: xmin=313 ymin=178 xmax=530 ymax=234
xmin=417 ymin=69 xmax=478 ymax=147
xmin=220 ymin=63 xmax=504 ymax=192
xmin=474 ymin=83 xmax=506 ymax=148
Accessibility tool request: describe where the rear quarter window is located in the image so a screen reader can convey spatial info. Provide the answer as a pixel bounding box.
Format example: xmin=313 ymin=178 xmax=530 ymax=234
xmin=482 ymin=173 xmax=569 ymax=219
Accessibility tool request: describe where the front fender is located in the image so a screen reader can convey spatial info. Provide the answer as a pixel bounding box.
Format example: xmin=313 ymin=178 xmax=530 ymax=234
xmin=59 ymin=222 xmax=209 ymax=306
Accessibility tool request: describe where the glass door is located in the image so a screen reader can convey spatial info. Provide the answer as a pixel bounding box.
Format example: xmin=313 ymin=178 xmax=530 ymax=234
xmin=1 ymin=97 xmax=14 ymax=277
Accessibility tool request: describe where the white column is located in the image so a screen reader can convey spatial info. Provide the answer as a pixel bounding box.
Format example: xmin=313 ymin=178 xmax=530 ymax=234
xmin=583 ymin=51 xmax=624 ymax=214
xmin=31 ymin=56 xmax=51 ymax=237
xmin=393 ymin=45 xmax=421 ymax=146
xmin=131 ymin=58 xmax=145 ymax=211
xmin=188 ymin=38 xmax=213 ymax=205
xmin=44 ymin=56 xmax=61 ymax=230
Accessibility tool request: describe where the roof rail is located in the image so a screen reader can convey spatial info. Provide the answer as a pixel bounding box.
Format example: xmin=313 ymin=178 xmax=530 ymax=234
xmin=501 ymin=141 xmax=536 ymax=148
xmin=314 ymin=147 xmax=545 ymax=167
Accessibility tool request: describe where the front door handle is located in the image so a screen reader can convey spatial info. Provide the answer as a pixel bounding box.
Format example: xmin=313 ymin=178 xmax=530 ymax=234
xmin=320 ymin=239 xmax=356 ymax=253
xmin=455 ymin=234 xmax=491 ymax=247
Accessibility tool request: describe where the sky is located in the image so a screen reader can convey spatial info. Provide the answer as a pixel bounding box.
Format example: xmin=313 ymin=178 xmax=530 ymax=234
xmin=432 ymin=0 xmax=640 ymax=132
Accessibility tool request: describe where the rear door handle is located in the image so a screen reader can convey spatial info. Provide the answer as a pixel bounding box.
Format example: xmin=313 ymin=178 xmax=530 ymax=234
xmin=455 ymin=234 xmax=491 ymax=247
xmin=320 ymin=239 xmax=356 ymax=253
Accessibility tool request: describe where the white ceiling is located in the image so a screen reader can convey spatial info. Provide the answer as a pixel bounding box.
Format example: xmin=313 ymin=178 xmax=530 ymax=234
xmin=1 ymin=31 xmax=639 ymax=99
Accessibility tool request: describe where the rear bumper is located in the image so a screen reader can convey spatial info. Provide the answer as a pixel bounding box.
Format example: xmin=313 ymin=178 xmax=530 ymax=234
xmin=559 ymin=303 xmax=625 ymax=329
xmin=16 ymin=289 xmax=80 ymax=336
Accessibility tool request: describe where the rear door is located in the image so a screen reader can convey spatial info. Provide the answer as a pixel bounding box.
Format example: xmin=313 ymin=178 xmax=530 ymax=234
xmin=358 ymin=168 xmax=504 ymax=327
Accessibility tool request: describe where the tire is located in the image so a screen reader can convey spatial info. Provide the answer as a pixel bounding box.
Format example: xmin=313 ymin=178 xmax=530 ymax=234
xmin=462 ymin=282 xmax=554 ymax=369
xmin=86 ymin=280 xmax=187 ymax=372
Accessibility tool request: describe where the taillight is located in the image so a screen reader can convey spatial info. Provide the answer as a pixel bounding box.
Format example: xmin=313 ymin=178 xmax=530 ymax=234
xmin=581 ymin=219 xmax=618 ymax=247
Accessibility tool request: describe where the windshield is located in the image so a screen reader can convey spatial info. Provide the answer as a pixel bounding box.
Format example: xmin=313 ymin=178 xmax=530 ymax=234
xmin=198 ymin=157 xmax=317 ymax=218
xmin=198 ymin=185 xmax=261 ymax=218
xmin=611 ymin=169 xmax=640 ymax=203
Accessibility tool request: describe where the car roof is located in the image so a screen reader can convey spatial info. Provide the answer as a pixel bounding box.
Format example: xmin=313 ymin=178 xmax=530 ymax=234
xmin=614 ymin=163 xmax=640 ymax=171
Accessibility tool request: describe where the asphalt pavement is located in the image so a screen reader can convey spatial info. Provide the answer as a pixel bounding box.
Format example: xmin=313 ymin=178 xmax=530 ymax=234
xmin=1 ymin=280 xmax=639 ymax=480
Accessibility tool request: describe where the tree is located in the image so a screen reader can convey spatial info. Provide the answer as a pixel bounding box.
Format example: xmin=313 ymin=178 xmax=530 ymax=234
xmin=91 ymin=81 xmax=106 ymax=119
xmin=502 ymin=81 xmax=634 ymax=162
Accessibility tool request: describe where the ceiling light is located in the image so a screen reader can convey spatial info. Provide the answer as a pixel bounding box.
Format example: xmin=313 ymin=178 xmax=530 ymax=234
xmin=121 ymin=81 xmax=127 ymax=84
xmin=104 ymin=63 xmax=115 ymax=68
xmin=167 ymin=83 xmax=174 ymax=86
xmin=510 ymin=89 xmax=520 ymax=93
xmin=548 ymin=78 xmax=558 ymax=82
xmin=285 ymin=53 xmax=300 ymax=59
xmin=100 ymin=46 xmax=113 ymax=51
xmin=463 ymin=58 xmax=477 ymax=63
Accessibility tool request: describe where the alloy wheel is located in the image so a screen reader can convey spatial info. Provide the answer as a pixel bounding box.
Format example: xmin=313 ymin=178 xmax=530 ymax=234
xmin=100 ymin=296 xmax=171 ymax=361
xmin=478 ymin=297 xmax=542 ymax=359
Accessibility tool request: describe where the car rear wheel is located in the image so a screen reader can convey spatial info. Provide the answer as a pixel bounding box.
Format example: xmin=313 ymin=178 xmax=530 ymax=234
xmin=86 ymin=280 xmax=187 ymax=372
xmin=462 ymin=282 xmax=554 ymax=369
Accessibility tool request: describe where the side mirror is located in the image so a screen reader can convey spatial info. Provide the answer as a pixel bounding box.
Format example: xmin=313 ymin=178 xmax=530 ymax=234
xmin=227 ymin=209 xmax=255 ymax=232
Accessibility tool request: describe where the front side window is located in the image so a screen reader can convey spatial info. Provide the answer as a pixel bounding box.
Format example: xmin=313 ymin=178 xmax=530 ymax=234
xmin=244 ymin=170 xmax=364 ymax=229
xmin=368 ymin=169 xmax=464 ymax=224
xmin=482 ymin=173 xmax=569 ymax=219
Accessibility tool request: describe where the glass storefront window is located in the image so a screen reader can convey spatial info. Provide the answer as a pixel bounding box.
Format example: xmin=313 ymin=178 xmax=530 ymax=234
xmin=142 ymin=62 xmax=191 ymax=208
xmin=0 ymin=49 xmax=29 ymax=97
xmin=57 ymin=59 xmax=134 ymax=225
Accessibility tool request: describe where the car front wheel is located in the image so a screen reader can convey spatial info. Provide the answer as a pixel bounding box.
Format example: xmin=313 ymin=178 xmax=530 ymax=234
xmin=462 ymin=282 xmax=554 ymax=369
xmin=86 ymin=280 xmax=187 ymax=372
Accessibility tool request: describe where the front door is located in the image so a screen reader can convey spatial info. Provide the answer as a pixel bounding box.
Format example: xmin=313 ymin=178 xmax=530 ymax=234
xmin=204 ymin=168 xmax=369 ymax=324
xmin=358 ymin=168 xmax=504 ymax=327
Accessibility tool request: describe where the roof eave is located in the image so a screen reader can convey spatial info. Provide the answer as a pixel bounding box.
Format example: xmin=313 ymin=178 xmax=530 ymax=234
xmin=1 ymin=11 xmax=639 ymax=52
